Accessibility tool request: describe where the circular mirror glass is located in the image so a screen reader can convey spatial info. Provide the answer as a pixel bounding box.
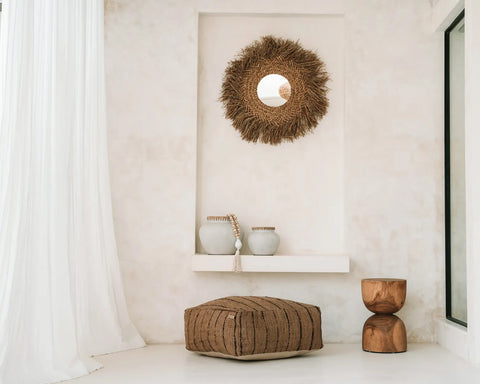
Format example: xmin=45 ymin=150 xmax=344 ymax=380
xmin=257 ymin=74 xmax=291 ymax=107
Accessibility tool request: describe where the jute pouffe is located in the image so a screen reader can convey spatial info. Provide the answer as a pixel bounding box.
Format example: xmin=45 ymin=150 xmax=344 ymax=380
xmin=184 ymin=296 xmax=323 ymax=360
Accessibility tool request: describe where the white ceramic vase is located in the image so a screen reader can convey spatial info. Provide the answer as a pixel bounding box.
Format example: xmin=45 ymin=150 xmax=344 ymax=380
xmin=199 ymin=216 xmax=243 ymax=255
xmin=247 ymin=227 xmax=280 ymax=256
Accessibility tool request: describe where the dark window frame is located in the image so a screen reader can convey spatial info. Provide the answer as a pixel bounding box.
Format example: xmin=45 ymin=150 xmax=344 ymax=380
xmin=445 ymin=9 xmax=467 ymax=328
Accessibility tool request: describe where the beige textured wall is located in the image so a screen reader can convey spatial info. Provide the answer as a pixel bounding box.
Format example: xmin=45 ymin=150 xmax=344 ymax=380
xmin=104 ymin=0 xmax=444 ymax=343
xmin=197 ymin=14 xmax=345 ymax=256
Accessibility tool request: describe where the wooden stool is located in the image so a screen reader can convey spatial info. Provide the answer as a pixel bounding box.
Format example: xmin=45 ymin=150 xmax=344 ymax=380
xmin=361 ymin=278 xmax=407 ymax=353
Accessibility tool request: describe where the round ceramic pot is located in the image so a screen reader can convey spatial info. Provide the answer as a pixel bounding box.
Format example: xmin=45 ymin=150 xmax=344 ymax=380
xmin=247 ymin=227 xmax=280 ymax=256
xmin=199 ymin=216 xmax=243 ymax=255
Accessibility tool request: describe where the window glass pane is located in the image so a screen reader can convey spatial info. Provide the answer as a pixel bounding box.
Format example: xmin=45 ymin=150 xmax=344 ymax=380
xmin=447 ymin=12 xmax=467 ymax=325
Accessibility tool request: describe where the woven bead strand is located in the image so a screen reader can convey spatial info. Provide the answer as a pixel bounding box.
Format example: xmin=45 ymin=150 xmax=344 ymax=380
xmin=227 ymin=213 xmax=242 ymax=272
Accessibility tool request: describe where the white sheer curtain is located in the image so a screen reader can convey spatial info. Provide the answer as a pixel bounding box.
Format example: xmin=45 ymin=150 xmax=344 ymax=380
xmin=0 ymin=1 xmax=145 ymax=383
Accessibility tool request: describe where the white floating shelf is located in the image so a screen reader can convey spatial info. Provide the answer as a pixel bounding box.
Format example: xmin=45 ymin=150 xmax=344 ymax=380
xmin=192 ymin=254 xmax=350 ymax=273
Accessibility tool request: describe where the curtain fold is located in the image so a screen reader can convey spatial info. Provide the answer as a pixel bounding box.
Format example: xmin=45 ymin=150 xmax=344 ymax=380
xmin=0 ymin=1 xmax=145 ymax=383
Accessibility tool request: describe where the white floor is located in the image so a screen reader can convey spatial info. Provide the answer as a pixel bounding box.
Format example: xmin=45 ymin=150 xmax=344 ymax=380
xmin=68 ymin=343 xmax=480 ymax=384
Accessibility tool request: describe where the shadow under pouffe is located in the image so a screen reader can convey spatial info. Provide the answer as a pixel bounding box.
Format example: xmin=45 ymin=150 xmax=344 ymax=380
xmin=184 ymin=296 xmax=323 ymax=360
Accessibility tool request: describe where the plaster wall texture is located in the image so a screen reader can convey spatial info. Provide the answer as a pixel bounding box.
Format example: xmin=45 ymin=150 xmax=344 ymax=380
xmin=104 ymin=0 xmax=444 ymax=343
xmin=197 ymin=14 xmax=345 ymax=256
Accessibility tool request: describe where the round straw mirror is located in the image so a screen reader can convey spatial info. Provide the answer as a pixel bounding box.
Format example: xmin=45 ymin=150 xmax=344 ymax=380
xmin=221 ymin=35 xmax=329 ymax=145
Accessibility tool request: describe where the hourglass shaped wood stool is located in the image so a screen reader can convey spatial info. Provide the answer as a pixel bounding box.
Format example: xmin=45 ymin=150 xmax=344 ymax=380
xmin=361 ymin=278 xmax=407 ymax=353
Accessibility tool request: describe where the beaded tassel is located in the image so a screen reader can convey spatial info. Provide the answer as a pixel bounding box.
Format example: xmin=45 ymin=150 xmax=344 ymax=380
xmin=227 ymin=213 xmax=242 ymax=272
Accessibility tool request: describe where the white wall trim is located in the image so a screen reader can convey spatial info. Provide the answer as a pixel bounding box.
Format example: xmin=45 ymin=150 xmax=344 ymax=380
xmin=192 ymin=9 xmax=200 ymax=257
xmin=430 ymin=0 xmax=465 ymax=33
xmin=434 ymin=0 xmax=480 ymax=365
xmin=464 ymin=0 xmax=480 ymax=366
xmin=436 ymin=318 xmax=468 ymax=360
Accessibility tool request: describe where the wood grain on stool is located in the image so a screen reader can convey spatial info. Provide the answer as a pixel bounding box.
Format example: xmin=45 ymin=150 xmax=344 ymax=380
xmin=361 ymin=278 xmax=407 ymax=353
xmin=362 ymin=314 xmax=407 ymax=353
xmin=361 ymin=278 xmax=406 ymax=314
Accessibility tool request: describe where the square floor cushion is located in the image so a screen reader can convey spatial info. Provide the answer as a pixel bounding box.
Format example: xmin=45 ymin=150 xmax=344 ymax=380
xmin=184 ymin=296 xmax=323 ymax=360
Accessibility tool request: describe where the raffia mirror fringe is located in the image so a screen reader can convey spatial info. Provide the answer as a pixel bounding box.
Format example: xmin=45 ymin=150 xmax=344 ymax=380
xmin=221 ymin=35 xmax=330 ymax=145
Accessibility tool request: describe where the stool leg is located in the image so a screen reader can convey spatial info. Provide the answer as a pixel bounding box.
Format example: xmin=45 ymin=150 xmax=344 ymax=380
xmin=362 ymin=314 xmax=407 ymax=353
